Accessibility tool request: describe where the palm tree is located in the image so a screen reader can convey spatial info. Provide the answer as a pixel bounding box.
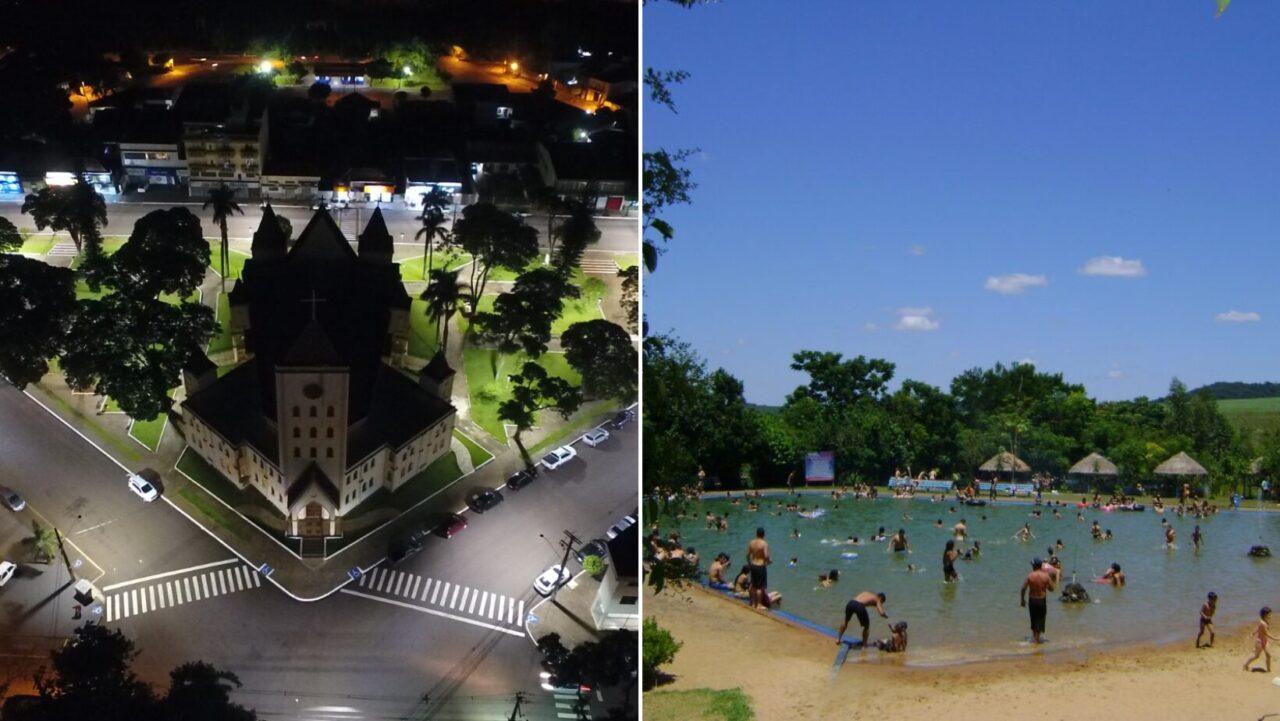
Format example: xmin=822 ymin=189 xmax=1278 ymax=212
xmin=415 ymin=187 xmax=453 ymax=280
xmin=420 ymin=268 xmax=470 ymax=356
xmin=20 ymin=182 xmax=108 ymax=258
xmin=202 ymin=185 xmax=243 ymax=294
xmin=531 ymin=186 xmax=567 ymax=264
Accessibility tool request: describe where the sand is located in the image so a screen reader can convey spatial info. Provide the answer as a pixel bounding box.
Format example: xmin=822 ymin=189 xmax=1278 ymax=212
xmin=644 ymin=585 xmax=1280 ymax=721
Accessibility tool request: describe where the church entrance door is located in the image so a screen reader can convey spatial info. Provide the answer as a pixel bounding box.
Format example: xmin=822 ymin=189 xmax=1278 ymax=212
xmin=300 ymin=502 xmax=326 ymax=537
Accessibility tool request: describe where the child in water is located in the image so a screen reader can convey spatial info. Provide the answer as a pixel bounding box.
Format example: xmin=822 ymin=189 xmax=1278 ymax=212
xmin=1243 ymin=607 xmax=1280 ymax=672
xmin=1196 ymin=592 xmax=1217 ymax=649
xmin=875 ymin=621 xmax=909 ymax=652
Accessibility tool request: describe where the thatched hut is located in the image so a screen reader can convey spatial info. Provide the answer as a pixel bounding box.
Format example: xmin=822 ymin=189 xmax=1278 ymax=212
xmin=1154 ymin=451 xmax=1209 ymax=498
xmin=1067 ymin=452 xmax=1119 ymax=492
xmin=979 ymin=451 xmax=1030 ymax=474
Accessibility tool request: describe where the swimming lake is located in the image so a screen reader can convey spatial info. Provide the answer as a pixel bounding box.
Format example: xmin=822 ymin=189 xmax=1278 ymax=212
xmin=660 ymin=494 xmax=1280 ymax=664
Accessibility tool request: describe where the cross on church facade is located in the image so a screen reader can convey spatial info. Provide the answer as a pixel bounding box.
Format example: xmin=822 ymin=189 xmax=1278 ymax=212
xmin=301 ymin=288 xmax=326 ymax=320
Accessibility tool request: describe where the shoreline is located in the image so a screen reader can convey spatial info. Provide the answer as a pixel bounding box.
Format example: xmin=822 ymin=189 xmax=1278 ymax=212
xmin=645 ymin=583 xmax=1280 ymax=720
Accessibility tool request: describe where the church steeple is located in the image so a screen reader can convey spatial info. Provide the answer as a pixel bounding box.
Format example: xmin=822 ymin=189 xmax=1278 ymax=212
xmin=251 ymin=202 xmax=287 ymax=260
xmin=358 ymin=207 xmax=394 ymax=264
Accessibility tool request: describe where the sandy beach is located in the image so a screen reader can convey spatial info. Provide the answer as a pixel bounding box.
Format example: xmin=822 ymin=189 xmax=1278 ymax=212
xmin=645 ymin=584 xmax=1280 ymax=721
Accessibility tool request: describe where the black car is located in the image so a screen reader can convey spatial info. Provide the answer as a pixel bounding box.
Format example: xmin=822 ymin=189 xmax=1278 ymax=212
xmin=506 ymin=467 xmax=538 ymax=491
xmin=574 ymin=538 xmax=609 ymax=564
xmin=612 ymin=409 xmax=635 ymax=429
xmin=387 ymin=538 xmax=424 ymax=565
xmin=467 ymin=489 xmax=504 ymax=513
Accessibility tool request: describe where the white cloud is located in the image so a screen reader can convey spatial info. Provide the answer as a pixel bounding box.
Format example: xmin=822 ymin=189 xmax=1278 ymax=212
xmin=909 ymin=244 xmax=926 ymax=256
xmin=1016 ymin=357 xmax=1035 ymax=366
xmin=1215 ymin=310 xmax=1261 ymax=323
xmin=895 ymin=306 xmax=940 ymax=332
xmin=1079 ymin=256 xmax=1146 ymax=278
xmin=1108 ymin=362 xmax=1123 ymax=379
xmin=984 ymin=273 xmax=1048 ymax=295
xmin=863 ymin=322 xmax=879 ymax=332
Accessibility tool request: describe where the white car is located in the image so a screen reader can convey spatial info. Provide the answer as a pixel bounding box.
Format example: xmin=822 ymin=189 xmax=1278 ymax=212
xmin=0 ymin=561 xmax=16 ymax=588
xmin=606 ymin=514 xmax=637 ymax=540
xmin=533 ymin=564 xmax=572 ymax=596
xmin=540 ymin=445 xmax=578 ymax=470
xmin=0 ymin=486 xmax=25 ymax=512
xmin=127 ymin=474 xmax=160 ymax=502
xmin=582 ymin=428 xmax=610 ymax=447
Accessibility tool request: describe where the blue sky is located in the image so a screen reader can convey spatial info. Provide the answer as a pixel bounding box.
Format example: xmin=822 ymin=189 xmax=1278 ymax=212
xmin=644 ymin=1 xmax=1280 ymax=404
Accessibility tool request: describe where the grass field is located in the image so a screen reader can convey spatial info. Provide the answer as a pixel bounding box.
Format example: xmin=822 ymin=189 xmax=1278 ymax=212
xmin=207 ymin=292 xmax=233 ymax=355
xmin=614 ymin=253 xmax=640 ymax=270
xmin=462 ymin=348 xmax=581 ymax=442
xmin=19 ymin=233 xmax=54 ymax=256
xmin=397 ymin=250 xmax=472 ymax=282
xmin=207 ymin=240 xmax=251 ymax=280
xmin=453 ymin=430 xmax=493 ymax=467
xmin=1217 ymin=397 xmax=1280 ymax=438
xmin=644 ymin=689 xmax=755 ymax=721
xmin=455 ymin=276 xmax=605 ymax=339
xmin=407 ymin=299 xmax=442 ymax=359
xmin=128 ymin=416 xmax=167 ymax=451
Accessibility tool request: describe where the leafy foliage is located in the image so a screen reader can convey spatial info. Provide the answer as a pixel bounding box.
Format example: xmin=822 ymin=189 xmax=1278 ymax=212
xmin=561 ymin=320 xmax=637 ymax=401
xmin=21 ymin=183 xmax=108 ymax=259
xmin=0 ymin=217 xmax=21 ymax=252
xmin=110 ymin=208 xmax=209 ymax=299
xmin=618 ymin=265 xmax=639 ymax=334
xmin=452 ymin=203 xmax=539 ymax=302
xmin=642 ymin=618 xmax=682 ymax=691
xmin=419 ymin=269 xmax=470 ymax=355
xmin=0 ymin=255 xmax=76 ymax=387
xmin=473 ymin=268 xmax=578 ymax=356
xmin=552 ymin=199 xmax=601 ymax=272
xmin=499 ymin=361 xmax=582 ymax=449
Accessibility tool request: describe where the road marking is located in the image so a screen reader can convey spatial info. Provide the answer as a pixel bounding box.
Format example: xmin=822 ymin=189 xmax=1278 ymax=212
xmin=103 ymin=558 xmax=240 ymax=592
xmin=166 ymin=582 xmax=174 ymax=607
xmin=449 ymin=583 xmax=459 ymax=609
xmin=507 ymin=599 xmax=515 ymax=625
xmin=430 ymin=580 xmax=441 ymax=604
xmin=393 ymin=572 xmax=405 ymax=596
xmin=339 ymin=590 xmax=524 ymax=637
xmin=409 ymin=576 xmax=420 ymax=599
xmin=105 ymin=595 xmax=112 ymax=620
xmin=518 ymin=600 xmax=524 ymax=623
xmin=149 ymin=585 xmax=157 ymax=611
xmin=375 ymin=569 xmax=387 ymax=592
xmin=358 ymin=572 xmax=367 ymax=588
xmin=105 ymin=565 xmax=261 ymax=622
xmin=473 ymin=591 xmax=484 ymax=615
xmin=200 ymin=574 xmax=210 ymax=599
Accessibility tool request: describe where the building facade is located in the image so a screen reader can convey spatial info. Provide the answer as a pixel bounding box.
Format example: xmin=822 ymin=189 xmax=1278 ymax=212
xmin=591 ymin=525 xmax=640 ymax=631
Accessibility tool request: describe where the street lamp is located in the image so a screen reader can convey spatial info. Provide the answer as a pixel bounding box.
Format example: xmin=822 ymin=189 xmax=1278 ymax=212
xmin=258 ymin=60 xmax=273 ymax=74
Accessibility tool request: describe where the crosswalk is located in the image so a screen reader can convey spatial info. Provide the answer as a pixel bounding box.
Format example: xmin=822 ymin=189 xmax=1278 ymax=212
xmin=579 ymin=258 xmax=621 ymax=274
xmin=47 ymin=241 xmax=79 ymax=258
xmin=355 ymin=566 xmax=525 ymax=627
xmin=551 ymin=689 xmax=592 ymax=720
xmin=104 ymin=564 xmax=262 ymax=622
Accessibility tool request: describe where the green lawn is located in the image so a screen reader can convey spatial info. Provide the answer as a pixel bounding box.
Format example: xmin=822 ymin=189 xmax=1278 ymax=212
xmin=1218 ymin=397 xmax=1280 ymax=439
xmin=75 ymin=281 xmax=199 ymax=305
xmin=207 ymin=239 xmax=251 ymax=280
xmin=388 ymin=451 xmax=464 ymax=510
xmin=487 ymin=261 xmax=588 ymax=284
xmin=527 ymin=403 xmax=609 ymax=457
xmin=398 ymin=250 xmax=471 ymax=282
xmin=19 ymin=233 xmax=54 ymax=256
xmin=462 ymin=348 xmax=581 ymax=442
xmin=552 ymin=277 xmax=606 ymax=335
xmin=207 ymin=292 xmax=233 ymax=355
xmin=176 ymin=447 xmax=280 ymax=519
xmin=453 ymin=430 xmax=493 ymax=467
xmin=408 ymin=299 xmax=443 ymax=359
xmin=615 ymin=253 xmax=640 ymax=270
xmin=644 ymin=689 xmax=755 ymax=721
xmin=129 ymin=415 xmax=167 ymax=451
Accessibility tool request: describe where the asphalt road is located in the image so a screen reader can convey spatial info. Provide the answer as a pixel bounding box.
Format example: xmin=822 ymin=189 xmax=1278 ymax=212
xmin=0 ymin=381 xmax=637 ymax=720
xmin=0 ymin=202 xmax=640 ymax=255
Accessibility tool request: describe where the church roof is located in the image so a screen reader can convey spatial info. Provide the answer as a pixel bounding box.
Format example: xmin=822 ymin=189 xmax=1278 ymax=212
xmin=347 ymin=365 xmax=456 ymax=464
xmin=421 ymin=351 xmax=455 ymax=382
xmin=289 ymin=210 xmax=358 ymax=261
xmin=358 ymin=207 xmax=394 ymax=257
xmin=251 ymin=203 xmax=287 ymax=255
xmin=182 ymin=360 xmax=279 ymax=461
xmin=183 ymin=347 xmax=217 ymax=375
xmin=287 ymin=463 xmax=341 ymax=511
xmin=280 ymin=318 xmax=344 ymax=367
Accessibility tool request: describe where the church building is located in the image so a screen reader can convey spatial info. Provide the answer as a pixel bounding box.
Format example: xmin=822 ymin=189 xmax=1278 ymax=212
xmin=178 ymin=206 xmax=457 ymax=539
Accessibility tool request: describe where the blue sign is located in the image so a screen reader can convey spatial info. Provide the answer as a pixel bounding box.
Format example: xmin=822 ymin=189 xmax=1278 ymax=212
xmin=527 ymin=612 xmax=540 ymax=625
xmin=805 ymin=451 xmax=836 ymax=483
xmin=348 ymin=568 xmax=363 ymax=580
xmin=258 ymin=564 xmax=274 ymax=576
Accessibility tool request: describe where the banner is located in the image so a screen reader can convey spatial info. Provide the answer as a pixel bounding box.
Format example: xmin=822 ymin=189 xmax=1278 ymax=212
xmin=804 ymin=451 xmax=835 ymax=484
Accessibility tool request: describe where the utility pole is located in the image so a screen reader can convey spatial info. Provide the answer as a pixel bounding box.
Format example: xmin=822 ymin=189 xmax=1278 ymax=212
xmin=54 ymin=527 xmax=76 ymax=582
xmin=553 ymin=530 xmax=583 ymax=599
xmin=507 ymin=691 xmax=526 ymax=721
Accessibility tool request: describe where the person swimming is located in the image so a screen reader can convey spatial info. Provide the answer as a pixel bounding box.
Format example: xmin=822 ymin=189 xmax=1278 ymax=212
xmin=942 ymin=540 xmax=960 ymax=583
xmin=819 ymin=569 xmax=840 ymax=588
xmin=875 ymin=621 xmax=909 ymax=653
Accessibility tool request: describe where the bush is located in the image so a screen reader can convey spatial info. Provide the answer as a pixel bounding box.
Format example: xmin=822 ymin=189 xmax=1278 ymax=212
xmin=583 ymin=554 xmax=605 ymax=576
xmin=642 ymin=618 xmax=681 ymax=690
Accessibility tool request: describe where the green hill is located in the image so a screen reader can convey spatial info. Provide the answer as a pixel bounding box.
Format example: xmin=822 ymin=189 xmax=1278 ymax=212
xmin=1192 ymin=381 xmax=1280 ymax=400
xmin=1217 ymin=397 xmax=1280 ymax=438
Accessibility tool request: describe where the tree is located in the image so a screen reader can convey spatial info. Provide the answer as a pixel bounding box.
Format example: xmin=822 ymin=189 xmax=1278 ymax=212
xmin=531 ymin=186 xmax=568 ymax=263
xmin=0 ymin=255 xmax=76 ymax=388
xmin=21 ymin=183 xmax=108 ymax=261
xmin=276 ymin=215 xmax=293 ymax=241
xmin=419 ymin=86 xmax=433 ymax=99
xmin=110 ymin=208 xmax=209 ymax=299
xmin=308 ymin=81 xmax=332 ymax=102
xmin=203 ymin=186 xmax=243 ymax=294
xmin=61 ymin=293 xmax=216 ymax=421
xmin=498 ymin=361 xmax=581 ymax=457
xmin=419 ymin=269 xmax=470 ymax=355
xmin=415 ymin=187 xmax=454 ymax=280
xmin=561 ymin=320 xmax=637 ymax=401
xmin=285 ymin=60 xmax=307 ymax=84
xmin=452 ymin=203 xmax=539 ymax=303
xmin=618 ymin=265 xmax=638 ymax=334
xmin=163 ymin=662 xmax=255 ymax=721
xmin=34 ymin=624 xmax=156 ymax=721
xmin=552 ymin=199 xmax=601 ymax=273
xmin=0 ymin=216 xmax=21 ymax=252
xmin=641 ymin=618 xmax=681 ymax=690
xmin=473 ymin=268 xmax=578 ymax=356
xmin=31 ymin=522 xmax=59 ymax=563
xmin=582 ymin=555 xmax=605 ymax=576
xmin=786 ymin=351 xmax=895 ymax=409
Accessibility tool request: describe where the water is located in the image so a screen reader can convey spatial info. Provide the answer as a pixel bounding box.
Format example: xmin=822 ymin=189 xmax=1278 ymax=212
xmin=659 ymin=493 xmax=1280 ymax=664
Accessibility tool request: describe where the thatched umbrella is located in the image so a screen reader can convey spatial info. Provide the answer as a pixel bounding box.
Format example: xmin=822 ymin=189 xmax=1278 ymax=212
xmin=1154 ymin=451 xmax=1209 ymax=498
xmin=979 ymin=451 xmax=1030 ymax=474
xmin=1068 ymin=452 xmax=1119 ymax=492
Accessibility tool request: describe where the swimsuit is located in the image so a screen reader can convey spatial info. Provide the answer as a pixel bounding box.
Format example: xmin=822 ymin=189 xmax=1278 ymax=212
xmin=1028 ymin=597 xmax=1047 ymax=634
xmin=845 ymin=599 xmax=871 ymax=629
xmin=748 ymin=563 xmax=768 ymax=590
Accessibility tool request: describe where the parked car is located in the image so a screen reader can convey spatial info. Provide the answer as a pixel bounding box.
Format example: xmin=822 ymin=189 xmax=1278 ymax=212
xmin=533 ymin=564 xmax=572 ymax=596
xmin=574 ymin=538 xmax=609 ymax=564
xmin=467 ymin=489 xmax=504 ymax=513
xmin=611 ymin=409 xmax=635 ymax=429
xmin=437 ymin=513 xmax=469 ymax=539
xmin=0 ymin=561 xmax=16 ymax=588
xmin=387 ymin=538 xmax=424 ymax=566
xmin=540 ymin=445 xmax=578 ymax=470
xmin=127 ymin=474 xmax=159 ymax=502
xmin=582 ymin=428 xmax=610 ymax=447
xmin=539 ymin=672 xmax=592 ymax=694
xmin=506 ymin=466 xmax=538 ymax=490
xmin=606 ymin=514 xmax=637 ymax=540
xmin=0 ymin=486 xmax=25 ymax=512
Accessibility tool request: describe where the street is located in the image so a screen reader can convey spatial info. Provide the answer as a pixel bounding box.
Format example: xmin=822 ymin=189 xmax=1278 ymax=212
xmin=0 ymin=382 xmax=637 ymax=719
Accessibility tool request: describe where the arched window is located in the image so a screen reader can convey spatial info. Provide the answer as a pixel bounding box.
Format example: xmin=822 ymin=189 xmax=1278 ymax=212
xmin=326 ymin=448 xmax=334 ymax=458
xmin=309 ymin=447 xmax=317 ymax=458
xmin=293 ymin=428 xmax=300 ymax=438
xmin=327 ymin=405 xmax=335 ymax=417
xmin=293 ymin=448 xmax=300 ymax=458
xmin=310 ymin=427 xmax=317 ymax=438
xmin=326 ymin=428 xmax=334 ymax=439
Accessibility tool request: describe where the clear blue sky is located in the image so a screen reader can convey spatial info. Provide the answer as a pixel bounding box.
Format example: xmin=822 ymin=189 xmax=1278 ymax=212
xmin=644 ymin=1 xmax=1280 ymax=404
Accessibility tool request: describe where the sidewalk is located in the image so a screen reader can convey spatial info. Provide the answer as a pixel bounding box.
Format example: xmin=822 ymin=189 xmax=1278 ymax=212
xmin=525 ymin=570 xmax=604 ymax=648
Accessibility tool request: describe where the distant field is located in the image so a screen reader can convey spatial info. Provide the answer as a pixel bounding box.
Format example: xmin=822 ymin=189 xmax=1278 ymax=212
xmin=1217 ymin=397 xmax=1280 ymax=437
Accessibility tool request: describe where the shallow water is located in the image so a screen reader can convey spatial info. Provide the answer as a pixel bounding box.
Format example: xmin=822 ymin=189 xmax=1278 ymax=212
xmin=659 ymin=493 xmax=1280 ymax=664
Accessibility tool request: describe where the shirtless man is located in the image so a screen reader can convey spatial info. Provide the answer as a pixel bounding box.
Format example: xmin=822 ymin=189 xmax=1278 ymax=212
xmin=888 ymin=529 xmax=911 ymax=554
xmin=1165 ymin=524 xmax=1176 ymax=548
xmin=707 ymin=553 xmax=730 ymax=588
xmin=1020 ymin=557 xmax=1056 ymax=644
xmin=835 ymin=590 xmax=889 ymax=646
xmin=747 ymin=527 xmax=771 ymax=609
xmin=953 ymin=518 xmax=967 ymax=540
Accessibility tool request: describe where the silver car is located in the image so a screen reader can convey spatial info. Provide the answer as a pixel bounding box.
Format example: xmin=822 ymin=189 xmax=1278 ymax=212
xmin=0 ymin=486 xmax=25 ymax=512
